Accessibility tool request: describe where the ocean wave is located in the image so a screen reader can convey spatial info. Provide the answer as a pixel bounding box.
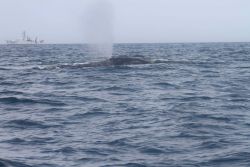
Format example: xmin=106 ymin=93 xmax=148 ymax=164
xmin=0 ymin=90 xmax=24 ymax=95
xmin=200 ymin=151 xmax=250 ymax=166
xmin=53 ymin=147 xmax=76 ymax=154
xmin=103 ymin=163 xmax=147 ymax=167
xmin=138 ymin=146 xmax=166 ymax=155
xmin=0 ymin=67 xmax=11 ymax=71
xmin=154 ymin=82 xmax=180 ymax=89
xmin=0 ymin=158 xmax=31 ymax=167
xmin=69 ymin=111 xmax=110 ymax=119
xmin=0 ymin=97 xmax=66 ymax=106
xmin=2 ymin=137 xmax=56 ymax=145
xmin=3 ymin=119 xmax=51 ymax=129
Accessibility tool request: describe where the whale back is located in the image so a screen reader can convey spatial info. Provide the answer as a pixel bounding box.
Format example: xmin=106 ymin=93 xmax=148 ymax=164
xmin=109 ymin=55 xmax=151 ymax=65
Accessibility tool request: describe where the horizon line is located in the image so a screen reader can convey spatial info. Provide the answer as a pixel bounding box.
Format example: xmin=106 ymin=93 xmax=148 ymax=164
xmin=0 ymin=41 xmax=250 ymax=45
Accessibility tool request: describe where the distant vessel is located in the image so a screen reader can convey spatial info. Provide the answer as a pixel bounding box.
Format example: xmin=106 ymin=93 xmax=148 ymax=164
xmin=6 ymin=31 xmax=45 ymax=44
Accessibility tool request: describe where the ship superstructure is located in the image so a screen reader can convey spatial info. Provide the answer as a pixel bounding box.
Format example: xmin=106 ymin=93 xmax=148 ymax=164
xmin=6 ymin=31 xmax=45 ymax=44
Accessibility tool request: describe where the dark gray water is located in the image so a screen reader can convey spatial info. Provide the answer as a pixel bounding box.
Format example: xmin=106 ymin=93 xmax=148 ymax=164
xmin=0 ymin=43 xmax=250 ymax=167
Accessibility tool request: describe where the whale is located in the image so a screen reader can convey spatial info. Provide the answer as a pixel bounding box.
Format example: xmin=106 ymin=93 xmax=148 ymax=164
xmin=84 ymin=55 xmax=153 ymax=67
xmin=59 ymin=55 xmax=154 ymax=68
xmin=109 ymin=56 xmax=152 ymax=65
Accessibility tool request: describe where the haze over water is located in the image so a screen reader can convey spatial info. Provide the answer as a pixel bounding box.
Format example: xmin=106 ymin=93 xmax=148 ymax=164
xmin=0 ymin=0 xmax=249 ymax=43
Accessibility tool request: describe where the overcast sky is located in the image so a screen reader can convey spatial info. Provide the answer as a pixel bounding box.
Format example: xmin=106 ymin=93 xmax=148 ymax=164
xmin=0 ymin=0 xmax=249 ymax=43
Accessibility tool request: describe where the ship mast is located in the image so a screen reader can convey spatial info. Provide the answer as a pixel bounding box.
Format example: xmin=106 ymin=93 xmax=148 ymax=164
xmin=22 ymin=31 xmax=26 ymax=41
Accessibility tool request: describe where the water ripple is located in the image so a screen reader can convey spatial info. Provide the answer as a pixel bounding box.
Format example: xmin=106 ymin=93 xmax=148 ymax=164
xmin=0 ymin=43 xmax=250 ymax=167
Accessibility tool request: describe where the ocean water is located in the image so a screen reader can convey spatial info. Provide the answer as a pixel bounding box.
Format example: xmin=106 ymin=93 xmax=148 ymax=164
xmin=0 ymin=43 xmax=250 ymax=167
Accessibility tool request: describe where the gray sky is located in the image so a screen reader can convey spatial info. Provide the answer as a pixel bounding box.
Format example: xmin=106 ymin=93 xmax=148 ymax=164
xmin=0 ymin=0 xmax=249 ymax=43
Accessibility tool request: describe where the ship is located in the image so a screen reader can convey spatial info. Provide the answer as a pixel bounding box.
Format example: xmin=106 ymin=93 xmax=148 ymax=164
xmin=6 ymin=31 xmax=45 ymax=44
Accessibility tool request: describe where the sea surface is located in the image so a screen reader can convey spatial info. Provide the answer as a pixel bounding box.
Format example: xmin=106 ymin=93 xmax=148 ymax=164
xmin=0 ymin=43 xmax=250 ymax=167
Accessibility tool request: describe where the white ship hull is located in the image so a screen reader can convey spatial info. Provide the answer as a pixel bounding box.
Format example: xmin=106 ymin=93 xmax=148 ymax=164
xmin=6 ymin=41 xmax=44 ymax=45
xmin=6 ymin=31 xmax=45 ymax=45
